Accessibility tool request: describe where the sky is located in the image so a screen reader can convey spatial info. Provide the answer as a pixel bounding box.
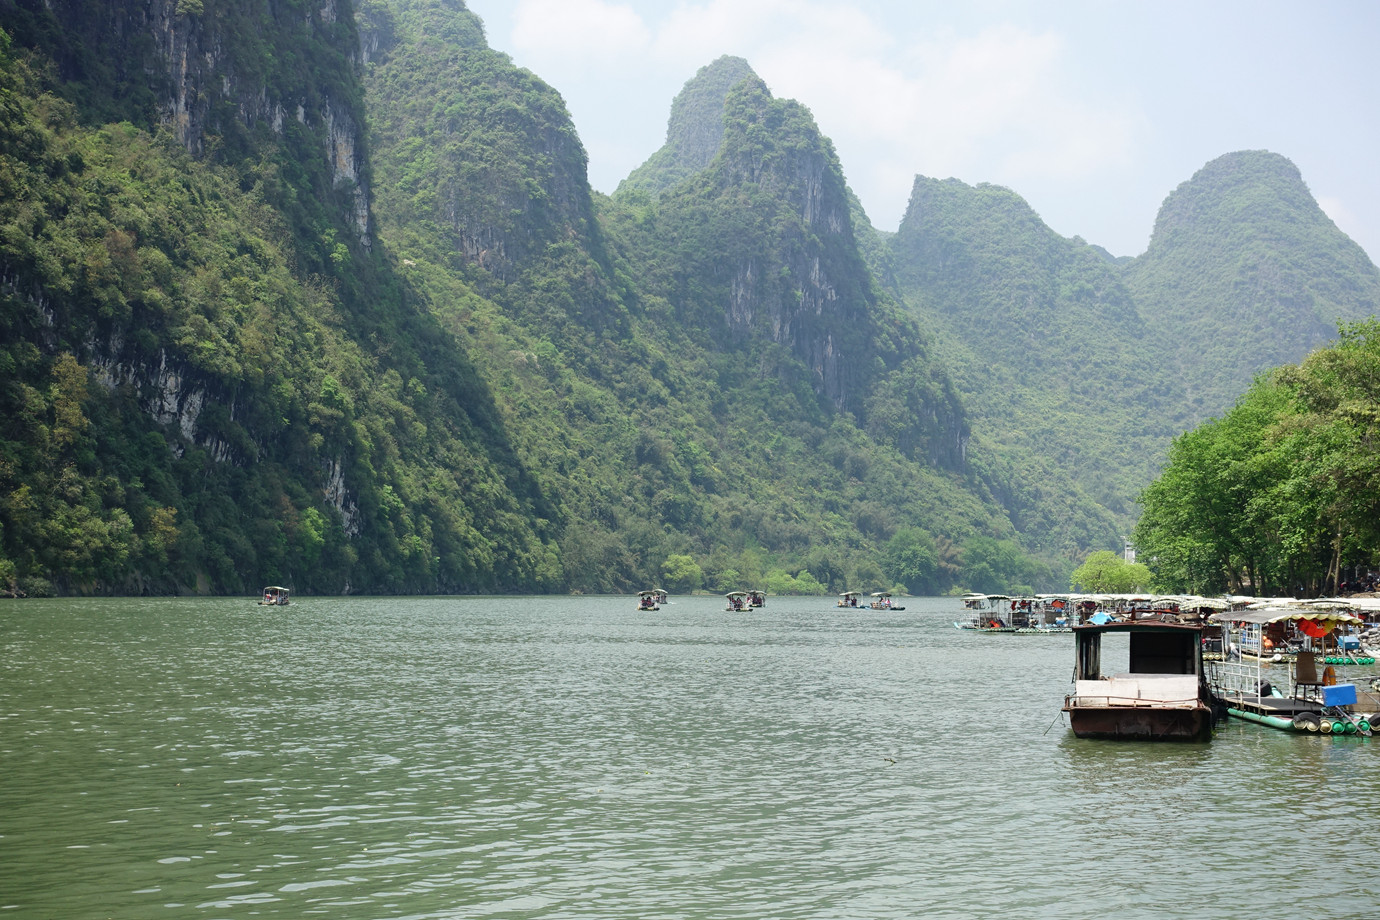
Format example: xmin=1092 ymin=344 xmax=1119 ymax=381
xmin=462 ymin=0 xmax=1380 ymax=262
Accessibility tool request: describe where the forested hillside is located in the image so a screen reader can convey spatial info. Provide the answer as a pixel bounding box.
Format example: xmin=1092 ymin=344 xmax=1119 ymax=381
xmin=883 ymin=177 xmax=1183 ymax=555
xmin=1135 ymin=319 xmax=1380 ymax=595
xmin=1126 ymin=151 xmax=1380 ymax=419
xmin=1 ymin=0 xmax=1376 ymax=598
xmin=877 ymin=161 xmax=1379 ymax=564
xmin=0 ymin=0 xmax=560 ymax=595
xmin=360 ymin=6 xmax=1016 ymax=596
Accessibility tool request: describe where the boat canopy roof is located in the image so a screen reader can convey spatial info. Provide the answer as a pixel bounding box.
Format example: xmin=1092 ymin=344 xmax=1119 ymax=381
xmin=1209 ymin=607 xmax=1363 ymax=628
xmin=840 ymin=591 xmax=860 ymax=598
xmin=1074 ymin=619 xmax=1205 ymax=634
xmin=263 ymin=586 xmax=289 ymax=592
xmin=725 ymin=591 xmax=748 ymax=598
xmin=871 ymin=591 xmax=891 ymax=598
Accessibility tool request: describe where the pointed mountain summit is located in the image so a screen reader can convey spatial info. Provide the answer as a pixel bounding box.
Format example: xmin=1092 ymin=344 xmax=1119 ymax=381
xmin=363 ymin=0 xmax=603 ymax=288
xmin=618 ymin=55 xmax=756 ymax=197
xmin=613 ymin=64 xmax=969 ymax=468
xmin=884 ymin=176 xmax=1183 ymax=538
xmin=1126 ymin=150 xmax=1380 ymax=416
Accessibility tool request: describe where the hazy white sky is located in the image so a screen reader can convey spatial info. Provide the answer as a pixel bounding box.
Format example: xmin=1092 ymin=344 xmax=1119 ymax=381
xmin=463 ymin=0 xmax=1379 ymax=262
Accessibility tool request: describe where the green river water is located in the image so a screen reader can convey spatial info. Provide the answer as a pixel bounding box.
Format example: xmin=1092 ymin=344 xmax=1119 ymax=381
xmin=1 ymin=595 xmax=1377 ymax=919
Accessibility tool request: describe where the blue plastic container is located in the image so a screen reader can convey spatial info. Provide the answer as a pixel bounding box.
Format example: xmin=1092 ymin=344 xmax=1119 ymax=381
xmin=1323 ymin=683 xmax=1358 ymax=707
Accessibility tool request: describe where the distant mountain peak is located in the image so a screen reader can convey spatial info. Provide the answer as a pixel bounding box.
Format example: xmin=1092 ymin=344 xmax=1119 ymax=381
xmin=617 ymin=55 xmax=756 ymax=197
xmin=1129 ymin=149 xmax=1380 ymax=417
xmin=1147 ymin=149 xmax=1317 ymax=246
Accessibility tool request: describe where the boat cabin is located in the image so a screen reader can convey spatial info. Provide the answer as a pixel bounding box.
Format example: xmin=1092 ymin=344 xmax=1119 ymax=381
xmin=1064 ymin=620 xmax=1214 ymax=741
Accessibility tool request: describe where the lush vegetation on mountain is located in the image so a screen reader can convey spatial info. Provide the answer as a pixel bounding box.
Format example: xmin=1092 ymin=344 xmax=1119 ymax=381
xmin=876 ymin=157 xmax=1379 ymax=579
xmin=0 ymin=8 xmax=560 ymax=596
xmin=361 ymin=1 xmax=1031 ymax=597
xmin=880 ymin=177 xmax=1187 ymax=556
xmin=1125 ymin=151 xmax=1380 ymax=421
xmin=2 ymin=1 xmax=1377 ymax=598
xmin=1134 ymin=319 xmax=1380 ymax=595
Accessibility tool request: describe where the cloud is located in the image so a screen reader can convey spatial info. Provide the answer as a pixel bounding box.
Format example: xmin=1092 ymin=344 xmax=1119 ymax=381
xmin=511 ymin=0 xmax=652 ymax=67
xmin=502 ymin=0 xmax=1143 ymax=227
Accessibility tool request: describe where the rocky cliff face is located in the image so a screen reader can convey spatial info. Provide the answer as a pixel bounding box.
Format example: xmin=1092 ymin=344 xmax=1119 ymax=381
xmin=619 ymin=64 xmax=968 ymax=470
xmin=686 ymin=73 xmax=877 ymax=416
xmin=2 ymin=0 xmax=374 ymax=248
xmin=0 ymin=0 xmax=382 ymax=574
xmin=359 ymin=0 xmax=599 ymax=285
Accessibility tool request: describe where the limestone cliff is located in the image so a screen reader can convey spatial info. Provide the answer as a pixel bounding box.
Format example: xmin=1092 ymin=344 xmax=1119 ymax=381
xmin=359 ymin=0 xmax=599 ymax=286
xmin=619 ymin=65 xmax=968 ymax=470
xmin=1 ymin=0 xmax=372 ymax=246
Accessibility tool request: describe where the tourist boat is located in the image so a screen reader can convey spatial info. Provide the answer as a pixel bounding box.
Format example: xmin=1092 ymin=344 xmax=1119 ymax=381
xmin=837 ymin=591 xmax=862 ymax=608
xmin=747 ymin=590 xmax=766 ymax=608
xmin=725 ymin=591 xmax=749 ymax=612
xmin=1205 ymin=606 xmax=1377 ymax=735
xmin=637 ymin=590 xmax=660 ymax=611
xmin=258 ymin=586 xmax=291 ymax=606
xmin=955 ymin=593 xmax=1070 ymax=632
xmin=1062 ymin=614 xmax=1218 ymax=741
xmin=869 ymin=591 xmax=904 ymax=610
xmin=955 ymin=593 xmax=1010 ymax=629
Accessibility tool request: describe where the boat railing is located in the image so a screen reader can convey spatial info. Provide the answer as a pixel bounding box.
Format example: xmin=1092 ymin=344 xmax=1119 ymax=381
xmin=1206 ymin=658 xmax=1278 ymax=705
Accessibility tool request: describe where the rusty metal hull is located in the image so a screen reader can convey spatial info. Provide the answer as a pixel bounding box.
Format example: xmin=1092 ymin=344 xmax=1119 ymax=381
xmin=1064 ymin=703 xmax=1213 ymax=742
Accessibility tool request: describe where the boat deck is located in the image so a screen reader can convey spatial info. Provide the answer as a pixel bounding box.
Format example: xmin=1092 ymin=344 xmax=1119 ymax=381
xmin=1225 ymin=693 xmax=1377 ymax=717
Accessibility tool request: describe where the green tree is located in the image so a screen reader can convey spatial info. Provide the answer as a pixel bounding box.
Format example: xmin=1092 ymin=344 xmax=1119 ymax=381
xmin=1069 ymin=550 xmax=1152 ymax=593
xmin=661 ymin=554 xmax=704 ymax=593
xmin=960 ymin=536 xmax=1042 ymax=594
xmin=882 ymin=526 xmax=938 ymax=595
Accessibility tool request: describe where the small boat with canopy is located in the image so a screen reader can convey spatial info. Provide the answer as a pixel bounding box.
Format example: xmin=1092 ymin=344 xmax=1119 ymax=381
xmin=1205 ymin=605 xmax=1378 ymax=735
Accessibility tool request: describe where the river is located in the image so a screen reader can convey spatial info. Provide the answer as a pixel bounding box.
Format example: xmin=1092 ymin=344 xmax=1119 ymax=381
xmin=1 ymin=595 xmax=1376 ymax=918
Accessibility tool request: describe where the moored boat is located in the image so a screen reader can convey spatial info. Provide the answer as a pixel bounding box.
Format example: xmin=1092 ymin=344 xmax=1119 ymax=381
xmin=955 ymin=593 xmax=1011 ymax=629
xmin=1062 ymin=615 xmax=1217 ymax=741
xmin=1205 ymin=606 xmax=1377 ymax=736
xmin=955 ymin=593 xmax=1070 ymax=631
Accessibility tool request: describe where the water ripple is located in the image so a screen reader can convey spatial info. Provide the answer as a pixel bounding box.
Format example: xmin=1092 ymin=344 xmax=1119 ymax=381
xmin=2 ymin=596 xmax=1377 ymax=918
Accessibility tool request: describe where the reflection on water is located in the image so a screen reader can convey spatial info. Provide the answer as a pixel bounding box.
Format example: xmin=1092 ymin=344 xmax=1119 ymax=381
xmin=1 ymin=596 xmax=1376 ymax=919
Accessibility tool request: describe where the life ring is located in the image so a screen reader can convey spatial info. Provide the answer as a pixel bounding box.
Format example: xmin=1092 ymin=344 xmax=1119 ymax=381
xmin=1322 ymin=665 xmax=1337 ymax=686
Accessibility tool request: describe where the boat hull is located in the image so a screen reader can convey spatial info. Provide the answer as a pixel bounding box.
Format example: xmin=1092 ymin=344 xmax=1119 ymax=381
xmin=1064 ymin=704 xmax=1213 ymax=742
